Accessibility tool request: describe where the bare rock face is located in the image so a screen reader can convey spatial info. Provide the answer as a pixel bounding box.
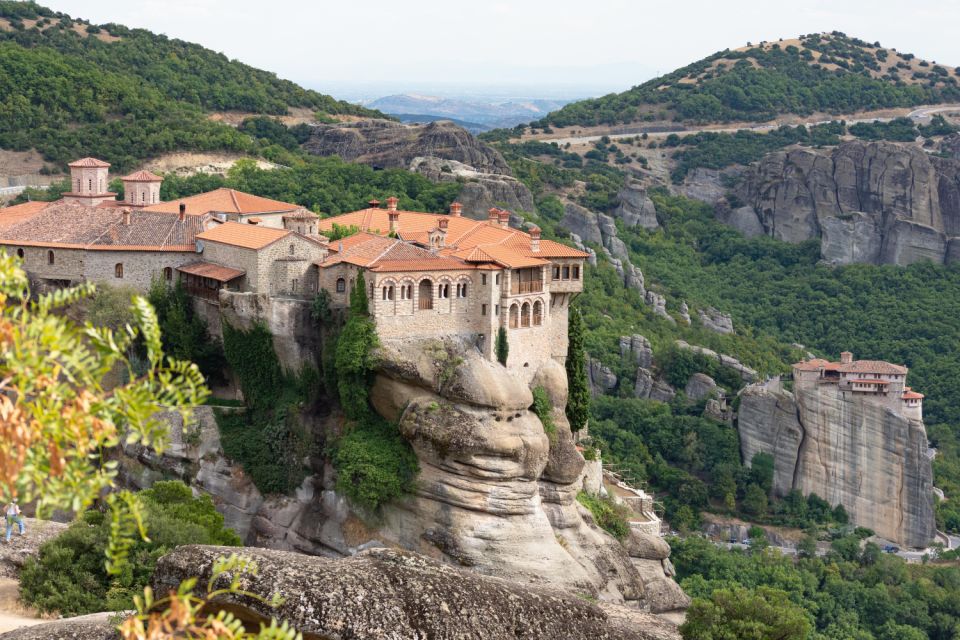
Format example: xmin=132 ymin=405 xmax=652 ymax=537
xmin=645 ymin=291 xmax=673 ymax=323
xmin=369 ymin=336 xmax=682 ymax=611
xmin=0 ymin=517 xmax=67 ymax=579
xmin=634 ymin=368 xmax=676 ymax=403
xmin=737 ymin=382 xmax=936 ymax=547
xmin=620 ymin=334 xmax=654 ymax=369
xmin=303 ymin=119 xmax=510 ymax=174
xmin=588 ymin=357 xmax=619 ymax=396
xmin=684 ymin=373 xmax=717 ymax=402
xmin=151 ymin=545 xmax=680 ymax=640
xmin=614 ymin=180 xmax=659 ymax=230
xmin=696 ymin=307 xmax=734 ymax=335
xmin=0 ymin=613 xmax=118 ymax=640
xmin=731 ymin=140 xmax=960 ymax=265
xmin=410 ymin=156 xmax=536 ymax=218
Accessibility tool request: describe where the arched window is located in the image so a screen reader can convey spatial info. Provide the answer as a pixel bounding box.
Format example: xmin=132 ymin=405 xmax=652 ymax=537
xmin=418 ymin=279 xmax=433 ymax=310
xmin=163 ymin=267 xmax=173 ymax=282
xmin=336 ymin=277 xmax=346 ymax=293
xmin=47 ymin=250 xmax=55 ymax=265
xmin=520 ymin=302 xmax=531 ymax=328
xmin=509 ymin=304 xmax=519 ymax=329
xmin=533 ymin=300 xmax=543 ymax=326
xmin=382 ymin=285 xmax=395 ymax=301
xmin=457 ymin=282 xmax=468 ymax=298
xmin=16 ymin=248 xmax=23 ymax=259
xmin=289 ymin=244 xmax=295 ymax=255
xmin=115 ymin=263 xmax=124 ymax=279
xmin=438 ymin=283 xmax=449 ymax=299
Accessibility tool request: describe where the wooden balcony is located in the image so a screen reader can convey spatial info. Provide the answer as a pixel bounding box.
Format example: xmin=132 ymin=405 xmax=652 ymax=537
xmin=511 ymin=280 xmax=543 ymax=295
xmin=418 ymin=297 xmax=433 ymax=310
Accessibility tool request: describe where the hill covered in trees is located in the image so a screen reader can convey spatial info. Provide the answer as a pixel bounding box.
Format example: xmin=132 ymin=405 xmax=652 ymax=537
xmin=0 ymin=1 xmax=384 ymax=171
xmin=535 ymin=32 xmax=960 ymax=127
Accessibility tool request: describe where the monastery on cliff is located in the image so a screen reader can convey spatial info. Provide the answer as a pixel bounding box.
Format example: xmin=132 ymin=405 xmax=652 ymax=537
xmin=793 ymin=351 xmax=924 ymax=420
xmin=0 ymin=157 xmax=588 ymax=368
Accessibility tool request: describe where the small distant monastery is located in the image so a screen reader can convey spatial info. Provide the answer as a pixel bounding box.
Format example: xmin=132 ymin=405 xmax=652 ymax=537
xmin=793 ymin=351 xmax=924 ymax=420
xmin=0 ymin=157 xmax=588 ymax=369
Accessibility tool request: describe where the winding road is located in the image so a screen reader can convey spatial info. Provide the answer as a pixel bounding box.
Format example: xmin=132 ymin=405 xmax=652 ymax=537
xmin=530 ymin=103 xmax=960 ymax=147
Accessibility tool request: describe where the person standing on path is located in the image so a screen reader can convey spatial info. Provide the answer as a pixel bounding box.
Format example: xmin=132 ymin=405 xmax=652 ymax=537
xmin=4 ymin=500 xmax=23 ymax=543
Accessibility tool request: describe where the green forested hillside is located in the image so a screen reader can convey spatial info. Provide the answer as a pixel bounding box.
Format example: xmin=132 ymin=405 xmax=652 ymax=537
xmin=0 ymin=1 xmax=383 ymax=170
xmin=536 ymin=32 xmax=960 ymax=127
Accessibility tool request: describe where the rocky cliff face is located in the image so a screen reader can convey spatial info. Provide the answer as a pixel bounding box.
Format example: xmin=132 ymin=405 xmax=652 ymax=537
xmin=410 ymin=156 xmax=535 ymax=218
xmin=737 ymin=382 xmax=936 ymax=547
xmin=730 ymin=140 xmax=960 ymax=265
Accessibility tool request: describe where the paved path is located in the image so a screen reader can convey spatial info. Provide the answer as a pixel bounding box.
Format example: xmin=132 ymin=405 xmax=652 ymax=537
xmin=0 ymin=579 xmax=42 ymax=634
xmin=531 ymin=103 xmax=960 ymax=147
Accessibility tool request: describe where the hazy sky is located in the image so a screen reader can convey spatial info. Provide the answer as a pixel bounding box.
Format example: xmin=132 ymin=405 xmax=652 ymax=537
xmin=45 ymin=0 xmax=958 ymax=99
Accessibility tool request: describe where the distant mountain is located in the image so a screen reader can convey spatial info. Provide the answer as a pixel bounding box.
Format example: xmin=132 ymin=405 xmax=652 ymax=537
xmin=368 ymin=94 xmax=572 ymax=129
xmin=0 ymin=1 xmax=384 ymax=171
xmin=537 ymin=32 xmax=960 ymax=127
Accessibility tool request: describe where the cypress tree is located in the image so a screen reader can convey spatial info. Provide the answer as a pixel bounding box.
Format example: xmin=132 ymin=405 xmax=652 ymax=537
xmin=565 ymin=308 xmax=590 ymax=431
xmin=495 ymin=326 xmax=509 ymax=366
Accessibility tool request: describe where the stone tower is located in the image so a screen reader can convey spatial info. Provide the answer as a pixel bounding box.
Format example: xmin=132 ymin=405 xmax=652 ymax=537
xmin=64 ymin=157 xmax=115 ymax=206
xmin=121 ymin=170 xmax=163 ymax=207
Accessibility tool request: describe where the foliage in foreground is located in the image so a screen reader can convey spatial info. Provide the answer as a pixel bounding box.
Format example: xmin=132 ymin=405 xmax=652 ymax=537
xmin=20 ymin=481 xmax=240 ymax=616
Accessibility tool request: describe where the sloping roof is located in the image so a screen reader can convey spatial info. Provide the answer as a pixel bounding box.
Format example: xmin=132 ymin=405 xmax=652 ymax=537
xmin=0 ymin=203 xmax=209 ymax=251
xmin=143 ymin=188 xmax=299 ymax=217
xmin=317 ymin=232 xmax=469 ymax=272
xmin=177 ymin=261 xmax=245 ymax=282
xmin=316 ymin=207 xmax=588 ymax=271
xmin=793 ymin=358 xmax=830 ymax=371
xmin=68 ymin=157 xmax=110 ymax=168
xmin=122 ymin=170 xmax=163 ymax=182
xmin=903 ymin=391 xmax=924 ymax=400
xmin=0 ymin=201 xmax=51 ymax=231
xmin=839 ymin=360 xmax=908 ymax=375
xmin=283 ymin=208 xmax=317 ymax=220
xmin=196 ymin=221 xmax=291 ymax=250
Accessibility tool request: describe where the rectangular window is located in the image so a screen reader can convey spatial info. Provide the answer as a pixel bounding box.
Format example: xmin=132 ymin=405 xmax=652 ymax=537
xmin=481 ymin=304 xmax=487 ymax=316
xmin=572 ymin=265 xmax=580 ymax=280
xmin=562 ymin=266 xmax=570 ymax=280
xmin=495 ymin=274 xmax=501 ymax=285
xmin=495 ymin=305 xmax=499 ymax=316
xmin=482 ymin=274 xmax=487 ymax=285
xmin=553 ymin=266 xmax=561 ymax=280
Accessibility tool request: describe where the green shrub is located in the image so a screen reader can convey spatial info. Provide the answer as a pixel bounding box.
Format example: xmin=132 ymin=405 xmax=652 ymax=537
xmin=495 ymin=326 xmax=509 ymax=366
xmin=531 ymin=386 xmax=556 ymax=439
xmin=333 ymin=415 xmax=419 ymax=511
xmin=20 ymin=481 xmax=239 ymax=616
xmin=576 ymin=491 xmax=631 ymax=540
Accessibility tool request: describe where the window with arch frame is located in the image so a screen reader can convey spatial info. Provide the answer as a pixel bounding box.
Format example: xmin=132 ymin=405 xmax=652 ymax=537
xmin=336 ymin=277 xmax=346 ymax=293
xmin=114 ymin=263 xmax=124 ymax=279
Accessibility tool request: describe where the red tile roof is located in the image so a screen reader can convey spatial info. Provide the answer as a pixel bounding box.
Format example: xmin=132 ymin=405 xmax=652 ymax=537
xmin=122 ymin=170 xmax=163 ymax=182
xmin=902 ymin=391 xmax=924 ymax=400
xmin=68 ymin=157 xmax=110 ymax=168
xmin=0 ymin=201 xmax=51 ymax=231
xmin=196 ymin=221 xmax=291 ymax=250
xmin=143 ymin=188 xmax=298 ymax=217
xmin=839 ymin=360 xmax=908 ymax=375
xmin=177 ymin=261 xmax=245 ymax=282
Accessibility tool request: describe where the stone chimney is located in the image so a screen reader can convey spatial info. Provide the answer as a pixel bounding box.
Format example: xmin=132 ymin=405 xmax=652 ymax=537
xmin=529 ymin=225 xmax=541 ymax=252
xmin=498 ymin=210 xmax=511 ymax=229
xmin=368 ymin=198 xmax=381 ymax=209
xmin=178 ymin=202 xmax=186 ymax=222
xmin=449 ymin=202 xmax=463 ymax=217
xmin=488 ymin=208 xmax=500 ymax=225
xmin=840 ymin=351 xmax=853 ymax=364
xmin=122 ymin=210 xmax=131 ymax=226
xmin=389 ymin=211 xmax=400 ymax=234
xmin=386 ymin=196 xmax=399 ymax=212
xmin=438 ymin=217 xmax=449 ymax=231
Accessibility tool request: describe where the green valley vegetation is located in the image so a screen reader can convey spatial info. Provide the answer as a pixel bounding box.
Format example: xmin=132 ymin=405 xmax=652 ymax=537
xmin=19 ymin=481 xmax=240 ymax=616
xmin=672 ymin=535 xmax=960 ymax=640
xmin=0 ymin=1 xmax=383 ymax=171
xmin=328 ymin=272 xmax=419 ymax=510
xmin=534 ymin=32 xmax=960 ymax=127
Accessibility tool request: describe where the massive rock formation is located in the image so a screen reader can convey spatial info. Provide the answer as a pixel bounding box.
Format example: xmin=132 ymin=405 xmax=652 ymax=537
xmin=304 ymin=119 xmax=510 ymax=174
xmin=730 ymin=140 xmax=960 ymax=265
xmin=614 ymin=180 xmax=660 ymax=230
xmin=410 ymin=156 xmax=535 ymax=218
xmin=737 ymin=381 xmax=936 ymax=547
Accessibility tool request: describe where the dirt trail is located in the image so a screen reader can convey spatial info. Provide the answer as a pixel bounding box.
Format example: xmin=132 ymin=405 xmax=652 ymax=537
xmin=0 ymin=578 xmax=42 ymax=633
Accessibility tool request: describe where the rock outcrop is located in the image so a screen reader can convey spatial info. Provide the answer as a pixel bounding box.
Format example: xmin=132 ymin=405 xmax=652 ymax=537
xmin=684 ymin=373 xmax=717 ymax=402
xmin=614 ymin=180 xmax=659 ymax=230
xmin=150 ymin=545 xmax=680 ymax=640
xmin=369 ymin=336 xmax=669 ymax=606
xmin=620 ymin=334 xmax=654 ymax=369
xmin=737 ymin=381 xmax=936 ymax=547
xmin=730 ymin=140 xmax=960 ymax=265
xmin=697 ymin=307 xmax=734 ymax=335
xmin=410 ymin=156 xmax=536 ymax=218
xmin=634 ymin=368 xmax=676 ymax=403
xmin=588 ymin=357 xmax=619 ymax=396
xmin=303 ymin=119 xmax=510 ymax=174
xmin=0 ymin=613 xmax=117 ymax=640
xmin=675 ymin=340 xmax=757 ymax=382
xmin=0 ymin=518 xmax=67 ymax=579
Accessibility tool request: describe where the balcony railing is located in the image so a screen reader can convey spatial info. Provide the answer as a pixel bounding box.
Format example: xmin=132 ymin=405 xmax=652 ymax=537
xmin=418 ymin=297 xmax=433 ymax=310
xmin=511 ymin=280 xmax=543 ymax=295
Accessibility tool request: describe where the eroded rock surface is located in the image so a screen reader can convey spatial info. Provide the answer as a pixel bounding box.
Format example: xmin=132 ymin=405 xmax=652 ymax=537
xmin=731 ymin=140 xmax=960 ymax=265
xmin=0 ymin=518 xmax=67 ymax=579
xmin=614 ymin=180 xmax=659 ymax=230
xmin=738 ymin=381 xmax=936 ymax=547
xmin=411 ymin=156 xmax=535 ymax=218
xmin=0 ymin=613 xmax=117 ymax=640
xmin=152 ymin=545 xmax=680 ymax=640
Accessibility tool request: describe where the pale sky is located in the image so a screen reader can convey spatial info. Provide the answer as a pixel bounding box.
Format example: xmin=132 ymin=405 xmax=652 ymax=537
xmin=44 ymin=0 xmax=959 ymax=100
